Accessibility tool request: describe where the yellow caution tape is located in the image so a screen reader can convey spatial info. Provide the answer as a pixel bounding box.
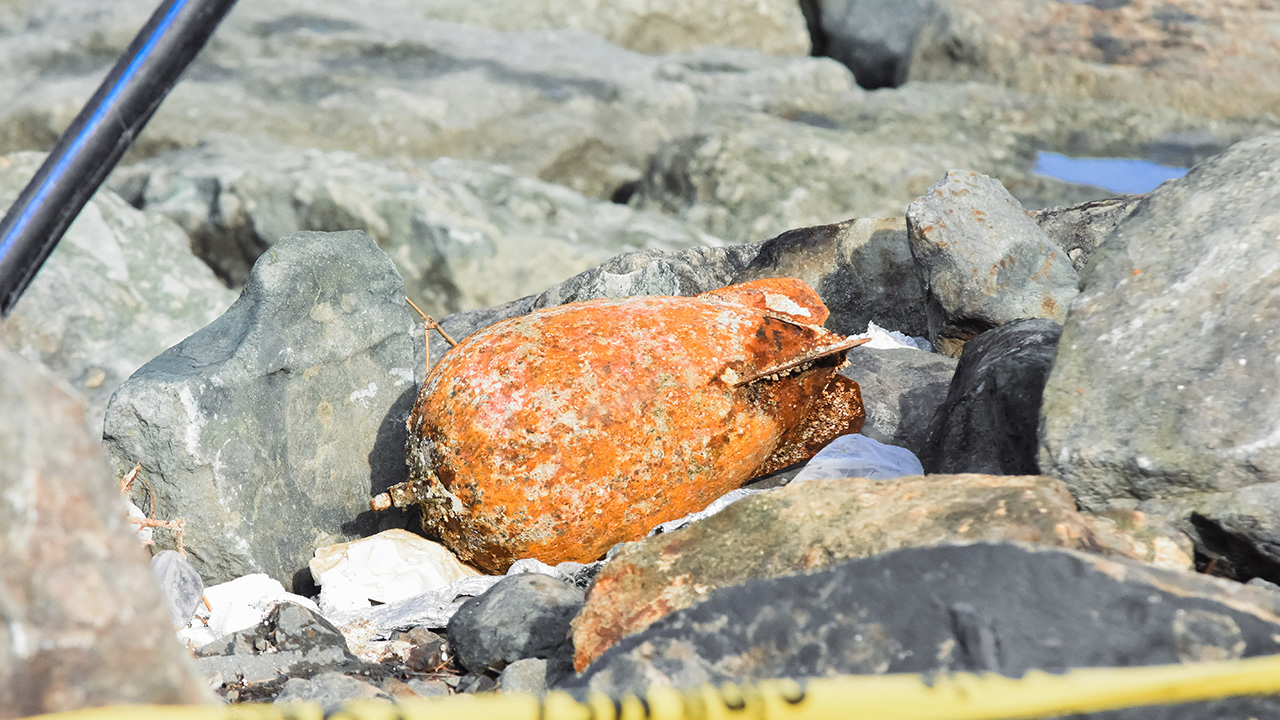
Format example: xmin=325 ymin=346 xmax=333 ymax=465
xmin=23 ymin=652 xmax=1280 ymax=720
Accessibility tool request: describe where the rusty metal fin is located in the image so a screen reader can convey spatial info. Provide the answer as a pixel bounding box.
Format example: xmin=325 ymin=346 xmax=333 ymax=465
xmin=731 ymin=336 xmax=870 ymax=388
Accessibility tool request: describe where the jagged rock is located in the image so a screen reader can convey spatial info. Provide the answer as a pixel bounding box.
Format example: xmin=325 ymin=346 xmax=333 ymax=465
xmin=567 ymin=543 xmax=1280 ymax=703
xmin=841 ymin=346 xmax=956 ymax=456
xmin=102 ymin=230 xmax=418 ymax=586
xmin=0 ymin=345 xmax=211 ymax=718
xmin=447 ymin=574 xmax=584 ymax=677
xmin=1040 ymin=133 xmax=1280 ymax=511
xmin=1029 ymin=195 xmax=1142 ymax=272
xmin=921 ymin=318 xmax=1062 ymax=475
xmin=907 ymin=170 xmax=1077 ymax=355
xmin=0 ymin=152 xmax=236 ymax=429
xmin=111 ymin=137 xmax=724 ymax=317
xmin=571 ymin=473 xmax=1191 ymax=669
xmin=731 ymin=217 xmax=928 ymax=337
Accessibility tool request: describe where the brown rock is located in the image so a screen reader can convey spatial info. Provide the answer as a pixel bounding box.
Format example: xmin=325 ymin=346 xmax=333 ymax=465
xmin=0 ymin=346 xmax=212 ymax=718
xmin=571 ymin=472 xmax=1191 ymax=670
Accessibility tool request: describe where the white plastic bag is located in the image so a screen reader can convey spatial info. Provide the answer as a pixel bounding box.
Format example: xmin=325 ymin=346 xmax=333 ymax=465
xmin=793 ymin=433 xmax=924 ymax=483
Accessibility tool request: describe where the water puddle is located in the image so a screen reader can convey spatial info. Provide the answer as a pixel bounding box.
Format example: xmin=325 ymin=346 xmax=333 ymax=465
xmin=1033 ymin=151 xmax=1188 ymax=195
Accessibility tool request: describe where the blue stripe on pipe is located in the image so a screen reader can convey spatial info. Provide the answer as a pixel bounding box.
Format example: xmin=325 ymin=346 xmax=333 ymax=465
xmin=0 ymin=0 xmax=192 ymax=261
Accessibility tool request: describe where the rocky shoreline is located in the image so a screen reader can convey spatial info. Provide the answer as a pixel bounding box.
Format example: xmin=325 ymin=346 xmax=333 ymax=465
xmin=4 ymin=1 xmax=1280 ymax=718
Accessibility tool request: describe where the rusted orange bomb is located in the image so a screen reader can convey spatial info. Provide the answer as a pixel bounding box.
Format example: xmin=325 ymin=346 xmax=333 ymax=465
xmin=380 ymin=278 xmax=867 ymax=573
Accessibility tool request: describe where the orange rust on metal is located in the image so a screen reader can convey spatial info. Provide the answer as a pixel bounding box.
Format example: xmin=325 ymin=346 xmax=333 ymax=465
xmin=402 ymin=277 xmax=866 ymax=573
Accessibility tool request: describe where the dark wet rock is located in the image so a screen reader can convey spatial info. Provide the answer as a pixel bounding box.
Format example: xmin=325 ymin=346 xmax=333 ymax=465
xmin=102 ymin=230 xmax=418 ymax=585
xmin=0 ymin=345 xmax=211 ymax=717
xmin=151 ymin=550 xmax=206 ymax=629
xmin=447 ymin=574 xmax=584 ymax=677
xmin=1030 ymin=194 xmax=1142 ymax=272
xmin=0 ymin=152 xmax=236 ymax=429
xmin=840 ymin=346 xmax=956 ymax=456
xmin=803 ymin=0 xmax=944 ymax=89
xmin=1190 ymin=484 xmax=1280 ymax=586
xmin=921 ymin=318 xmax=1062 ymax=475
xmin=1040 ymin=132 xmax=1280 ymax=511
xmin=731 ymin=217 xmax=928 ymax=337
xmin=571 ymin=475 xmax=1189 ymax=670
xmin=567 ymin=543 xmax=1280 ymax=698
xmin=907 ymin=170 xmax=1077 ymax=355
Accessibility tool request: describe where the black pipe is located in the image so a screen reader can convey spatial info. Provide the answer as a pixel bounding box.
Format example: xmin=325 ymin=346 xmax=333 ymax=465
xmin=0 ymin=0 xmax=239 ymax=317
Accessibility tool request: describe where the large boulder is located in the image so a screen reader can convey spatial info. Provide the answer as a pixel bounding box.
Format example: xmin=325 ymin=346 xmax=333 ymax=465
xmin=0 ymin=153 xmax=236 ymax=429
xmin=567 ymin=543 xmax=1280 ymax=704
xmin=0 ymin=346 xmax=211 ymax=718
xmin=1040 ymin=133 xmax=1280 ymax=511
xmin=571 ymin=473 xmax=1190 ymax=670
xmin=102 ymin=231 xmax=418 ymax=586
xmin=110 ymin=136 xmax=725 ymax=318
xmin=907 ymin=170 xmax=1077 ymax=355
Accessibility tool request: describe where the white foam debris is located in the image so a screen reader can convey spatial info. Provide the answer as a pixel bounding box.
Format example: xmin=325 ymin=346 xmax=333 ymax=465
xmin=178 ymin=573 xmax=319 ymax=648
xmin=850 ymin=321 xmax=932 ymax=351
xmin=310 ymin=529 xmax=481 ymax=616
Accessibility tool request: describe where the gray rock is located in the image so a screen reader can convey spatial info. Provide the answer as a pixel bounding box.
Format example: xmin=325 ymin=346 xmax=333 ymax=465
xmin=840 ymin=346 xmax=956 ymax=457
xmin=111 ymin=136 xmax=725 ymax=318
xmin=0 ymin=152 xmax=236 ymax=429
xmin=447 ymin=574 xmax=584 ymax=675
xmin=151 ymin=550 xmax=205 ymax=629
xmin=0 ymin=345 xmax=211 ymax=716
xmin=1040 ymin=133 xmax=1280 ymax=511
xmin=1029 ymin=195 xmax=1142 ymax=272
xmin=1193 ymin=484 xmax=1280 ymax=584
xmin=274 ymin=672 xmax=388 ymax=712
xmin=102 ymin=230 xmax=418 ymax=585
xmin=920 ymin=319 xmax=1062 ymax=475
xmin=0 ymin=0 xmax=849 ymax=200
xmin=418 ymin=243 xmax=762 ymax=377
xmin=732 ymin=216 xmax=928 ymax=337
xmin=803 ymin=0 xmax=944 ymax=89
xmin=907 ymin=170 xmax=1078 ymax=355
xmin=630 ymin=112 xmax=1002 ymax=243
xmin=194 ymin=603 xmax=361 ymax=688
xmin=497 ymin=658 xmax=549 ymax=696
xmin=565 ymin=542 xmax=1280 ymax=703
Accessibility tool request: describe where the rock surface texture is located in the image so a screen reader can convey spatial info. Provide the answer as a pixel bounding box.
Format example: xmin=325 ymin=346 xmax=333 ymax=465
xmin=1040 ymin=133 xmax=1280 ymax=511
xmin=102 ymin=231 xmax=418 ymax=586
xmin=571 ymin=473 xmax=1190 ymax=670
xmin=569 ymin=543 xmax=1280 ymax=702
xmin=907 ymin=170 xmax=1078 ymax=356
xmin=446 ymin=574 xmax=584 ymax=678
xmin=0 ymin=347 xmax=211 ymax=718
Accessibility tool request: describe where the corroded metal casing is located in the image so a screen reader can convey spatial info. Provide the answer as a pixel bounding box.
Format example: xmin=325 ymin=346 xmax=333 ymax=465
xmin=404 ymin=278 xmax=865 ymax=572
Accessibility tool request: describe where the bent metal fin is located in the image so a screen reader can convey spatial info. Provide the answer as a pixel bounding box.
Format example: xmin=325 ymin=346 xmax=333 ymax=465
xmin=731 ymin=336 xmax=870 ymax=388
